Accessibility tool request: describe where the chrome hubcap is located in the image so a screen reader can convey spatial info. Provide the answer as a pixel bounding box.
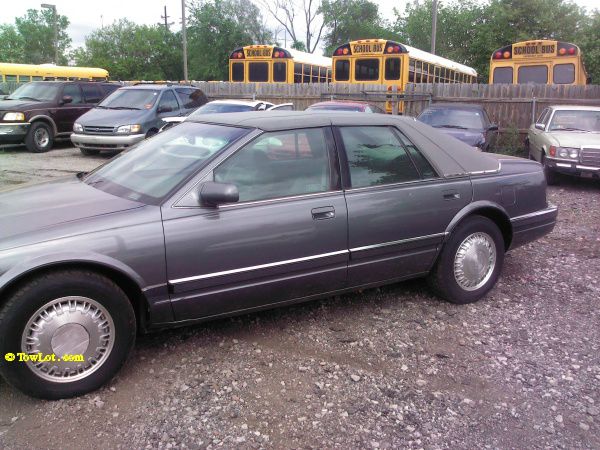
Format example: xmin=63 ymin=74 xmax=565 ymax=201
xmin=21 ymin=296 xmax=115 ymax=383
xmin=34 ymin=128 xmax=50 ymax=147
xmin=453 ymin=232 xmax=497 ymax=291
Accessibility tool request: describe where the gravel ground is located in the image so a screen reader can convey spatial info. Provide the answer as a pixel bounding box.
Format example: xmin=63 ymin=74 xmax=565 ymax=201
xmin=0 ymin=147 xmax=599 ymax=449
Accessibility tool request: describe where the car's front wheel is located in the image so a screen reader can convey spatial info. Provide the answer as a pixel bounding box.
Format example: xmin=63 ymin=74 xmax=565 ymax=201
xmin=80 ymin=147 xmax=100 ymax=156
xmin=542 ymin=154 xmax=559 ymax=185
xmin=0 ymin=270 xmax=136 ymax=399
xmin=427 ymin=216 xmax=504 ymax=304
xmin=25 ymin=121 xmax=54 ymax=153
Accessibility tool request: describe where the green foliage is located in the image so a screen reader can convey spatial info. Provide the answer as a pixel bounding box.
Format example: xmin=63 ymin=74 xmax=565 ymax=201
xmin=0 ymin=8 xmax=71 ymax=64
xmin=72 ymin=20 xmax=183 ymax=80
xmin=321 ymin=0 xmax=398 ymax=55
xmin=187 ymin=0 xmax=273 ymax=80
xmin=492 ymin=124 xmax=525 ymax=156
xmin=579 ymin=11 xmax=600 ymax=83
xmin=291 ymin=41 xmax=307 ymax=51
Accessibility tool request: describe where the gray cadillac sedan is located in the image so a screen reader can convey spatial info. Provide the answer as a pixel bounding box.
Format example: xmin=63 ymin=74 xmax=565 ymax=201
xmin=0 ymin=112 xmax=557 ymax=399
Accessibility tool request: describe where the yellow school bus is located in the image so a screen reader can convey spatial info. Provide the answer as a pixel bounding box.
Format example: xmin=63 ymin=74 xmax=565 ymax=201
xmin=489 ymin=40 xmax=589 ymax=85
xmin=0 ymin=63 xmax=109 ymax=82
xmin=331 ymin=39 xmax=477 ymax=113
xmin=229 ymin=45 xmax=332 ymax=83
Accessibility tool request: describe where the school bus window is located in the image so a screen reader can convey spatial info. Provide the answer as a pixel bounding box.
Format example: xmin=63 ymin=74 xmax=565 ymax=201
xmin=385 ymin=58 xmax=401 ymax=81
xmin=335 ymin=59 xmax=350 ymax=81
xmin=248 ymin=62 xmax=268 ymax=82
xmin=302 ymin=64 xmax=310 ymax=83
xmin=327 ymin=69 xmax=332 ymax=83
xmin=318 ymin=66 xmax=325 ymax=82
xmin=355 ymin=59 xmax=379 ymax=81
xmin=231 ymin=62 xmax=244 ymax=82
xmin=493 ymin=67 xmax=513 ymax=84
xmin=31 ymin=76 xmax=43 ymax=81
xmin=5 ymin=75 xmax=17 ymax=81
xmin=518 ymin=65 xmax=547 ymax=84
xmin=294 ymin=63 xmax=302 ymax=83
xmin=407 ymin=59 xmax=415 ymax=82
xmin=273 ymin=62 xmax=287 ymax=82
xmin=311 ymin=66 xmax=319 ymax=83
xmin=553 ymin=63 xmax=575 ymax=84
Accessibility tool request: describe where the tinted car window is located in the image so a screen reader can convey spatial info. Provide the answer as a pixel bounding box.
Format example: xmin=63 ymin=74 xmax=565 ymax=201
xmin=215 ymin=128 xmax=331 ymax=202
xmin=355 ymin=59 xmax=379 ymax=81
xmin=340 ymin=126 xmax=420 ymax=188
xmin=158 ymin=90 xmax=179 ymax=112
xmin=518 ymin=65 xmax=548 ymax=84
xmin=385 ymin=58 xmax=401 ymax=81
xmin=100 ymin=89 xmax=160 ymax=109
xmin=418 ymin=107 xmax=485 ymax=129
xmin=249 ymin=62 xmax=269 ymax=82
xmin=175 ymin=88 xmax=207 ymax=109
xmin=100 ymin=84 xmax=119 ymax=97
xmin=190 ymin=103 xmax=254 ymax=115
xmin=62 ymin=84 xmax=83 ymax=104
xmin=394 ymin=131 xmax=437 ymax=178
xmin=81 ymin=84 xmax=102 ymax=103
xmin=6 ymin=82 xmax=60 ymax=101
xmin=553 ymin=63 xmax=575 ymax=84
xmin=84 ymin=123 xmax=249 ymax=205
xmin=231 ymin=62 xmax=244 ymax=82
xmin=335 ymin=59 xmax=350 ymax=81
xmin=492 ymin=67 xmax=513 ymax=84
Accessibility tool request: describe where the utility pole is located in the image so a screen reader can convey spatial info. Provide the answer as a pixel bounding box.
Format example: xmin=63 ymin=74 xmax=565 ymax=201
xmin=160 ymin=5 xmax=174 ymax=31
xmin=181 ymin=0 xmax=188 ymax=81
xmin=41 ymin=3 xmax=58 ymax=64
xmin=431 ymin=0 xmax=438 ymax=55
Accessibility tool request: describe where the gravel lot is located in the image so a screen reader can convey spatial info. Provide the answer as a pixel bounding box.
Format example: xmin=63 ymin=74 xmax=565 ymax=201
xmin=0 ymin=146 xmax=599 ymax=449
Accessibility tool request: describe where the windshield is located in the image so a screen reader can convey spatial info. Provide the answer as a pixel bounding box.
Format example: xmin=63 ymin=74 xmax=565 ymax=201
xmin=83 ymin=122 xmax=250 ymax=204
xmin=190 ymin=103 xmax=255 ymax=115
xmin=418 ymin=108 xmax=485 ymax=129
xmin=548 ymin=110 xmax=600 ymax=132
xmin=98 ymin=89 xmax=160 ymax=109
xmin=307 ymin=105 xmax=364 ymax=112
xmin=6 ymin=82 xmax=60 ymax=102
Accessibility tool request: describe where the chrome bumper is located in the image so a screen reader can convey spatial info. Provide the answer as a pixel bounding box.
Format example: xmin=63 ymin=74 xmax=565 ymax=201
xmin=70 ymin=133 xmax=145 ymax=150
xmin=547 ymin=158 xmax=600 ymax=176
xmin=0 ymin=122 xmax=29 ymax=143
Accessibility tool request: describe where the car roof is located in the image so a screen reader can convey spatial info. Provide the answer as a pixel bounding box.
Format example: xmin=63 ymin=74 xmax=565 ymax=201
xmin=549 ymin=105 xmax=600 ymax=111
xmin=423 ymin=103 xmax=486 ymax=111
xmin=309 ymin=101 xmax=371 ymax=107
xmin=187 ymin=111 xmax=502 ymax=177
xmin=208 ymin=99 xmax=273 ymax=106
xmin=120 ymin=84 xmax=173 ymax=90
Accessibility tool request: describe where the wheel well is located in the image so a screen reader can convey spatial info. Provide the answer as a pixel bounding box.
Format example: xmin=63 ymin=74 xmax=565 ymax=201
xmin=0 ymin=262 xmax=150 ymax=331
xmin=468 ymin=208 xmax=512 ymax=250
xmin=30 ymin=118 xmax=56 ymax=136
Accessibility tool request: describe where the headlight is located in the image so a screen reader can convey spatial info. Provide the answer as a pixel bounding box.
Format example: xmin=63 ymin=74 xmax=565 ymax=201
xmin=116 ymin=124 xmax=142 ymax=134
xmin=73 ymin=122 xmax=83 ymax=133
xmin=557 ymin=147 xmax=579 ymax=159
xmin=3 ymin=112 xmax=25 ymax=121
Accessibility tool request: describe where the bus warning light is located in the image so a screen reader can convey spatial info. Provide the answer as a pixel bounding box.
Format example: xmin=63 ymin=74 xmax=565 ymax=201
xmin=503 ymin=51 xmax=511 ymax=58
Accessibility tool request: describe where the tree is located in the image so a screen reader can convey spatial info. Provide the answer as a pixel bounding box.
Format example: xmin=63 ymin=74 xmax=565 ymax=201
xmin=259 ymin=0 xmax=325 ymax=53
xmin=187 ymin=0 xmax=273 ymax=80
xmin=14 ymin=8 xmax=71 ymax=64
xmin=0 ymin=25 xmax=25 ymax=63
xmin=321 ymin=0 xmax=397 ymax=55
xmin=72 ymin=20 xmax=182 ymax=80
xmin=579 ymin=10 xmax=600 ymax=83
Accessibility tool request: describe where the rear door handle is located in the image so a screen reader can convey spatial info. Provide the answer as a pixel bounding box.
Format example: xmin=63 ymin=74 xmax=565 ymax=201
xmin=311 ymin=206 xmax=335 ymax=220
xmin=443 ymin=190 xmax=461 ymax=200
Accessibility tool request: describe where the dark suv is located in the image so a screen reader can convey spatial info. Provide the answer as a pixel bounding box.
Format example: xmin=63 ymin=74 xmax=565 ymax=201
xmin=0 ymin=81 xmax=119 ymax=152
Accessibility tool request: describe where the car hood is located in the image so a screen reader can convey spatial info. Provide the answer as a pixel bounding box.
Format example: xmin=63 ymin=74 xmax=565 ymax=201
xmin=434 ymin=128 xmax=484 ymax=147
xmin=0 ymin=98 xmax=53 ymax=112
xmin=77 ymin=107 xmax=151 ymax=127
xmin=548 ymin=131 xmax=600 ymax=148
xmin=0 ymin=176 xmax=144 ymax=248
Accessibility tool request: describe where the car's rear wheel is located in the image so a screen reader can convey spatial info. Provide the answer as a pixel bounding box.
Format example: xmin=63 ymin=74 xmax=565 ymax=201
xmin=25 ymin=122 xmax=54 ymax=153
xmin=80 ymin=147 xmax=100 ymax=156
xmin=427 ymin=216 xmax=504 ymax=304
xmin=0 ymin=270 xmax=136 ymax=399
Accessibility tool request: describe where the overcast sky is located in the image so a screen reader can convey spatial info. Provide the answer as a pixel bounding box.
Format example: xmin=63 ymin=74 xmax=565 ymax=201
xmin=2 ymin=0 xmax=599 ymax=51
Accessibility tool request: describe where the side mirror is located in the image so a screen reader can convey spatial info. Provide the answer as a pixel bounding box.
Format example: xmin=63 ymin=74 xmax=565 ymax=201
xmin=534 ymin=123 xmax=545 ymax=131
xmin=257 ymin=104 xmax=267 ymax=111
xmin=157 ymin=105 xmax=173 ymax=114
xmin=199 ymin=181 xmax=239 ymax=207
xmin=488 ymin=124 xmax=499 ymax=131
xmin=61 ymin=95 xmax=73 ymax=104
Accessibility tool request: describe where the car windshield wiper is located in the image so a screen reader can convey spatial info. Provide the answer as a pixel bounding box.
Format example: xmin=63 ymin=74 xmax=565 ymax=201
xmin=552 ymin=127 xmax=589 ymax=132
xmin=435 ymin=124 xmax=469 ymax=129
xmin=109 ymin=106 xmax=142 ymax=110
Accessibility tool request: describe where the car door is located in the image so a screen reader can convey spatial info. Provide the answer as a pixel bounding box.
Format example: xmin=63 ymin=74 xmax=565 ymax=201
xmin=161 ymin=126 xmax=348 ymax=321
xmin=54 ymin=84 xmax=87 ymax=133
xmin=336 ymin=125 xmax=472 ymax=286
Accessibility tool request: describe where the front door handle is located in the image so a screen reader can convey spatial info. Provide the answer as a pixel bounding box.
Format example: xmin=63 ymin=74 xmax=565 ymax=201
xmin=443 ymin=190 xmax=461 ymax=200
xmin=311 ymin=206 xmax=335 ymax=220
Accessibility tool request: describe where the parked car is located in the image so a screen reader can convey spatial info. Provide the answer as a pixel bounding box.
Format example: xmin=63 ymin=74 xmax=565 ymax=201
xmin=159 ymin=100 xmax=294 ymax=132
xmin=0 ymin=112 xmax=557 ymax=399
xmin=306 ymin=100 xmax=384 ymax=113
xmin=417 ymin=104 xmax=498 ymax=151
xmin=526 ymin=105 xmax=600 ymax=184
xmin=0 ymin=81 xmax=119 ymax=152
xmin=70 ymin=84 xmax=208 ymax=155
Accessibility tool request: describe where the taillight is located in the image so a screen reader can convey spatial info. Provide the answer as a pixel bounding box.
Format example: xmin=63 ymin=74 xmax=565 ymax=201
xmin=503 ymin=51 xmax=510 ymax=58
xmin=549 ymin=146 xmax=556 ymax=157
xmin=558 ymin=42 xmax=577 ymax=56
xmin=495 ymin=51 xmax=502 ymax=59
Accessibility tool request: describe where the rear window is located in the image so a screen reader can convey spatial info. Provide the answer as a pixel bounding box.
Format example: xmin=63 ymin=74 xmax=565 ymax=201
xmin=385 ymin=58 xmax=401 ymax=81
xmin=231 ymin=62 xmax=244 ymax=82
xmin=355 ymin=59 xmax=379 ymax=81
xmin=492 ymin=67 xmax=513 ymax=84
xmin=335 ymin=59 xmax=350 ymax=81
xmin=553 ymin=63 xmax=575 ymax=84
xmin=518 ymin=65 xmax=548 ymax=84
xmin=248 ymin=62 xmax=268 ymax=82
xmin=273 ymin=62 xmax=287 ymax=82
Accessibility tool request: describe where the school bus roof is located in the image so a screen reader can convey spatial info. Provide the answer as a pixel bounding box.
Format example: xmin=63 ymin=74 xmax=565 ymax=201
xmin=0 ymin=63 xmax=108 ymax=77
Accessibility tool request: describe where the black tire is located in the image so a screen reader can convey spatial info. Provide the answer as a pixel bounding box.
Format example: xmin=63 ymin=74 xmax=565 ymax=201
xmin=541 ymin=154 xmax=559 ymax=185
xmin=427 ymin=216 xmax=505 ymax=304
xmin=0 ymin=270 xmax=136 ymax=400
xmin=80 ymin=147 xmax=100 ymax=156
xmin=145 ymin=129 xmax=158 ymax=139
xmin=25 ymin=121 xmax=54 ymax=153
